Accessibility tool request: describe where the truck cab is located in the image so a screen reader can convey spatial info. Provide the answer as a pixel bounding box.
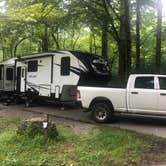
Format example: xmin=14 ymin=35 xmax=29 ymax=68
xmin=127 ymin=75 xmax=166 ymax=115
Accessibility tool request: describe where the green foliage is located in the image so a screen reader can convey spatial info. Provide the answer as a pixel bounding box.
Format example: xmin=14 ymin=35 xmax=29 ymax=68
xmin=17 ymin=121 xmax=59 ymax=140
xmin=0 ymin=119 xmax=166 ymax=166
xmin=0 ymin=0 xmax=165 ymax=75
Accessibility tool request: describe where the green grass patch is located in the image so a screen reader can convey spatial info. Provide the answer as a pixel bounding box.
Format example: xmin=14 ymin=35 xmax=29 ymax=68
xmin=0 ymin=118 xmax=165 ymax=166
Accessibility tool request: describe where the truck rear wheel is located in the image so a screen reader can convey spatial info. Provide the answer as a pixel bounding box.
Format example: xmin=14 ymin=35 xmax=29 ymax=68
xmin=91 ymin=102 xmax=113 ymax=123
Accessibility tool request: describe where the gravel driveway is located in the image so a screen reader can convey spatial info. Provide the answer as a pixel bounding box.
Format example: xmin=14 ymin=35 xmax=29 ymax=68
xmin=0 ymin=103 xmax=166 ymax=138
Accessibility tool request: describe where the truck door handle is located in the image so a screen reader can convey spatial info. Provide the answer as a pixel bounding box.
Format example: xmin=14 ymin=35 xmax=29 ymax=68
xmin=131 ymin=92 xmax=138 ymax=94
xmin=160 ymin=93 xmax=166 ymax=96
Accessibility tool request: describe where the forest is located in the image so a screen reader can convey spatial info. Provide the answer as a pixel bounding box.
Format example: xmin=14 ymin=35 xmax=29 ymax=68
xmin=0 ymin=0 xmax=166 ymax=80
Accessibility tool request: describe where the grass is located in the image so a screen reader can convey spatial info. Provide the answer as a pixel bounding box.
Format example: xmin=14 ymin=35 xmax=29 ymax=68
xmin=0 ymin=119 xmax=166 ymax=166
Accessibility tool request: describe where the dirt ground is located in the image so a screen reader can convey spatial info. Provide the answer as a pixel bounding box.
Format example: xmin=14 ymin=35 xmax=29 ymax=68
xmin=0 ymin=103 xmax=96 ymax=135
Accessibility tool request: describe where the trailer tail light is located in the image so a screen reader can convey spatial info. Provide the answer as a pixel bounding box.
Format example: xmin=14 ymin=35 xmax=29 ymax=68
xmin=77 ymin=89 xmax=81 ymax=99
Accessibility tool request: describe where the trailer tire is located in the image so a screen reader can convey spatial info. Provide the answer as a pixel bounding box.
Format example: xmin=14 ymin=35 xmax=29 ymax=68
xmin=91 ymin=102 xmax=114 ymax=123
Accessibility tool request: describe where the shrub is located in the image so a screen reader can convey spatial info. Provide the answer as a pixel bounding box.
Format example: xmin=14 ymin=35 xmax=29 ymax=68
xmin=17 ymin=121 xmax=58 ymax=140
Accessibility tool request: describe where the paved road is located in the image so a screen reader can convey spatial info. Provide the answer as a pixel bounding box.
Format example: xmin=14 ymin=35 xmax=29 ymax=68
xmin=111 ymin=115 xmax=166 ymax=138
xmin=0 ymin=103 xmax=166 ymax=138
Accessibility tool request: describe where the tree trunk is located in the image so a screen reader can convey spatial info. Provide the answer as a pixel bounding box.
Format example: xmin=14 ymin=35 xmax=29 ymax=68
xmin=2 ymin=47 xmax=5 ymax=61
xmin=51 ymin=32 xmax=60 ymax=50
xmin=156 ymin=0 xmax=162 ymax=73
xmin=101 ymin=17 xmax=108 ymax=58
xmin=118 ymin=0 xmax=131 ymax=81
xmin=89 ymin=32 xmax=93 ymax=53
xmin=42 ymin=26 xmax=49 ymax=52
xmin=10 ymin=44 xmax=13 ymax=58
xmin=136 ymin=0 xmax=141 ymax=72
xmin=14 ymin=38 xmax=27 ymax=57
xmin=118 ymin=39 xmax=126 ymax=81
xmin=124 ymin=0 xmax=131 ymax=77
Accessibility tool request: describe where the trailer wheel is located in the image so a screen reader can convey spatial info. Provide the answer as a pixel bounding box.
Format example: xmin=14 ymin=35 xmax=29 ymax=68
xmin=91 ymin=102 xmax=113 ymax=123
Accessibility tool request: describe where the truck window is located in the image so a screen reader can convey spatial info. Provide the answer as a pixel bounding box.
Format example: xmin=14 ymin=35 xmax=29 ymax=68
xmin=28 ymin=60 xmax=38 ymax=72
xmin=159 ymin=77 xmax=166 ymax=90
xmin=6 ymin=68 xmax=13 ymax=81
xmin=61 ymin=57 xmax=70 ymax=76
xmin=135 ymin=77 xmax=154 ymax=89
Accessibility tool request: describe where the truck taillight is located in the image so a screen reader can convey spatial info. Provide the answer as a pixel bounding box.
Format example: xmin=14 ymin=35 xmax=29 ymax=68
xmin=77 ymin=89 xmax=81 ymax=99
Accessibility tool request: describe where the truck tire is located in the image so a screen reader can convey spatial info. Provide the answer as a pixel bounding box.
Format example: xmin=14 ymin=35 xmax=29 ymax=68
xmin=91 ymin=102 xmax=113 ymax=123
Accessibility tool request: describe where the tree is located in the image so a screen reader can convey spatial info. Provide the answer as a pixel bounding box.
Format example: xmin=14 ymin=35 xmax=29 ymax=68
xmin=136 ymin=0 xmax=141 ymax=72
xmin=118 ymin=0 xmax=131 ymax=80
xmin=156 ymin=0 xmax=162 ymax=73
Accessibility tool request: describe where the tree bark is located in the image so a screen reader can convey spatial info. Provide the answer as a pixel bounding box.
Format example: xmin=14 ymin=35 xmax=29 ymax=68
xmin=14 ymin=38 xmax=27 ymax=57
xmin=119 ymin=0 xmax=131 ymax=81
xmin=2 ymin=47 xmax=5 ymax=61
xmin=89 ymin=32 xmax=93 ymax=53
xmin=136 ymin=0 xmax=141 ymax=72
xmin=101 ymin=17 xmax=108 ymax=58
xmin=124 ymin=0 xmax=131 ymax=77
xmin=51 ymin=32 xmax=60 ymax=50
xmin=42 ymin=26 xmax=49 ymax=52
xmin=156 ymin=0 xmax=162 ymax=73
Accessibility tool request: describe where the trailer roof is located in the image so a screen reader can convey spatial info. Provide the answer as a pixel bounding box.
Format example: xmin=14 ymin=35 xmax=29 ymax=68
xmin=18 ymin=50 xmax=102 ymax=60
xmin=19 ymin=52 xmax=55 ymax=60
xmin=0 ymin=57 xmax=17 ymax=65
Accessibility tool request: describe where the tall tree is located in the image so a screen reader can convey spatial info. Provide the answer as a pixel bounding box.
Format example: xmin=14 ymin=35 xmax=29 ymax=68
xmin=156 ymin=0 xmax=162 ymax=73
xmin=119 ymin=0 xmax=132 ymax=80
xmin=136 ymin=0 xmax=141 ymax=72
xmin=101 ymin=17 xmax=108 ymax=58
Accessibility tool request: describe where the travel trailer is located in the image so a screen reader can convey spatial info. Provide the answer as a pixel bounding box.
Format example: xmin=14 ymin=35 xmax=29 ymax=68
xmin=0 ymin=51 xmax=111 ymax=105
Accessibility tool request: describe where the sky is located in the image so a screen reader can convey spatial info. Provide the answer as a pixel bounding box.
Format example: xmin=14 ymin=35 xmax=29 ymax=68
xmin=0 ymin=1 xmax=5 ymax=13
xmin=162 ymin=0 xmax=166 ymax=19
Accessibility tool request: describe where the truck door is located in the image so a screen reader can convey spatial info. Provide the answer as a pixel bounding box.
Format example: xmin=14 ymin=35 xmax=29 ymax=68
xmin=128 ymin=76 xmax=157 ymax=113
xmin=157 ymin=77 xmax=166 ymax=112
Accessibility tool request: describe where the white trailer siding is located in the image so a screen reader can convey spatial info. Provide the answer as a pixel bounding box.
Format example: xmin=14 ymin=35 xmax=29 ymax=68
xmin=53 ymin=52 xmax=80 ymax=98
xmin=26 ymin=56 xmax=52 ymax=97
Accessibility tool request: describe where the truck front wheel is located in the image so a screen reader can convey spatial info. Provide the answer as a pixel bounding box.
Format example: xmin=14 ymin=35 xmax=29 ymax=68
xmin=91 ymin=102 xmax=113 ymax=123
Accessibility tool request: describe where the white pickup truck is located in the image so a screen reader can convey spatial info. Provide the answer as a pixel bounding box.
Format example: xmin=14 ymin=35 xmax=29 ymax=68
xmin=77 ymin=74 xmax=166 ymax=122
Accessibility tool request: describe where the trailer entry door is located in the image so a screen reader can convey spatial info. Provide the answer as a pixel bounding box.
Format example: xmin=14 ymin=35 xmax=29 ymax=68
xmin=16 ymin=66 xmax=26 ymax=92
xmin=16 ymin=67 xmax=21 ymax=92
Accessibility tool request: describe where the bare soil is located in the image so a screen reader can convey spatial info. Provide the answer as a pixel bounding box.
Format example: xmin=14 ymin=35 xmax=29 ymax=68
xmin=0 ymin=103 xmax=96 ymax=135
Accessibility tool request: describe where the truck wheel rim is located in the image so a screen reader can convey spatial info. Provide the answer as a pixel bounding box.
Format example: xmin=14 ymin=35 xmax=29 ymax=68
xmin=95 ymin=108 xmax=107 ymax=121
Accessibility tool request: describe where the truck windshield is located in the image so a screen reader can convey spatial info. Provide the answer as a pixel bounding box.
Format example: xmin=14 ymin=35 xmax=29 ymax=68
xmin=91 ymin=58 xmax=109 ymax=75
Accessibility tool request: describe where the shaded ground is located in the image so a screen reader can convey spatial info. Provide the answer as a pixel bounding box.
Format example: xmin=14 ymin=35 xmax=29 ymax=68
xmin=0 ymin=103 xmax=96 ymax=135
xmin=1 ymin=103 xmax=166 ymax=138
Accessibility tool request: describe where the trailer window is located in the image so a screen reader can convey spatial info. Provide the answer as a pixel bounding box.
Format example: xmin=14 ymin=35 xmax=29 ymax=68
xmin=91 ymin=58 xmax=109 ymax=75
xmin=28 ymin=60 xmax=38 ymax=72
xmin=159 ymin=77 xmax=166 ymax=90
xmin=135 ymin=77 xmax=154 ymax=89
xmin=22 ymin=68 xmax=25 ymax=77
xmin=6 ymin=68 xmax=13 ymax=81
xmin=61 ymin=57 xmax=70 ymax=76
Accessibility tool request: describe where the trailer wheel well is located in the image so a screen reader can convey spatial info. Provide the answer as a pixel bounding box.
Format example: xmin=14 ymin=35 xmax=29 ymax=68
xmin=89 ymin=97 xmax=114 ymax=112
